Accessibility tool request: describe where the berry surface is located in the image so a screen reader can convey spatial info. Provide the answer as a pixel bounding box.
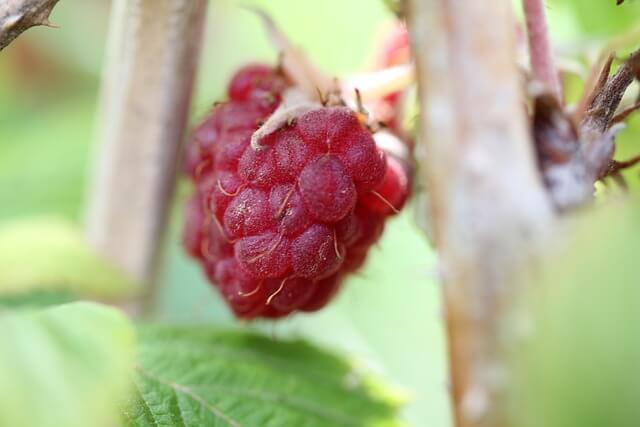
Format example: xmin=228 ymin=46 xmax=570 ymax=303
xmin=184 ymin=63 xmax=409 ymax=319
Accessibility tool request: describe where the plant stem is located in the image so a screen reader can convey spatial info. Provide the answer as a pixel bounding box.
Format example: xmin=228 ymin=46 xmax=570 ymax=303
xmin=0 ymin=0 xmax=60 ymax=51
xmin=406 ymin=0 xmax=554 ymax=426
xmin=523 ymin=0 xmax=562 ymax=100
xmin=86 ymin=0 xmax=207 ymax=315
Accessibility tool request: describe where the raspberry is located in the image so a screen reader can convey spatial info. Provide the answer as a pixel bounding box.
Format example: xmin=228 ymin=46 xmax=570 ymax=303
xmin=183 ymin=63 xmax=410 ymax=319
xmin=377 ymin=23 xmax=411 ymax=69
xmin=360 ymin=156 xmax=410 ymax=215
xmin=298 ymin=156 xmax=357 ymax=222
xmin=373 ymin=23 xmax=411 ymax=133
xmin=227 ymin=63 xmax=288 ymax=104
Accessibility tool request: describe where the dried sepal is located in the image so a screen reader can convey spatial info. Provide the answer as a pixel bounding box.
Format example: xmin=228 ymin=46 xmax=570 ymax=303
xmin=612 ymin=101 xmax=640 ymax=124
xmin=250 ymin=8 xmax=336 ymax=102
xmin=574 ymin=53 xmax=615 ymax=124
xmin=533 ymin=49 xmax=640 ymax=211
xmin=251 ymin=8 xmax=415 ymax=120
xmin=601 ymin=154 xmax=640 ymax=179
xmin=581 ymin=50 xmax=640 ymax=133
xmin=532 ymin=93 xmax=592 ymax=210
xmin=250 ymin=88 xmax=323 ymax=150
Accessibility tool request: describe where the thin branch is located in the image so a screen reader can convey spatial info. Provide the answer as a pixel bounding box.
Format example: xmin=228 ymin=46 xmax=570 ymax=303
xmin=406 ymin=0 xmax=554 ymax=426
xmin=86 ymin=0 xmax=208 ymax=315
xmin=522 ymin=0 xmax=562 ymax=101
xmin=0 ymin=0 xmax=59 ymax=51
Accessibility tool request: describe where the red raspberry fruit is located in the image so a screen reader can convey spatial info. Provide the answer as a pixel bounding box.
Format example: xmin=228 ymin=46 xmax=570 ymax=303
xmin=373 ymin=23 xmax=411 ymax=132
xmin=184 ymin=63 xmax=409 ymax=319
xmin=377 ymin=23 xmax=411 ymax=69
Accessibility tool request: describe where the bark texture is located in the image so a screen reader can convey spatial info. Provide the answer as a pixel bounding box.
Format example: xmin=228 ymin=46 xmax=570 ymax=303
xmin=0 ymin=0 xmax=59 ymax=51
xmin=406 ymin=1 xmax=554 ymax=426
xmin=86 ymin=0 xmax=208 ymax=309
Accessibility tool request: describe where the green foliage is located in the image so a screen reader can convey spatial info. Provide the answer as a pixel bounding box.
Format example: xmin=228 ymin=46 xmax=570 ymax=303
xmin=0 ymin=95 xmax=95 ymax=220
xmin=156 ymin=209 xmax=446 ymax=426
xmin=0 ymin=302 xmax=136 ymax=427
xmin=124 ymin=325 xmax=404 ymax=427
xmin=552 ymin=0 xmax=640 ymax=37
xmin=509 ymin=200 xmax=640 ymax=427
xmin=0 ymin=289 xmax=76 ymax=308
xmin=544 ymin=0 xmax=640 ymax=44
xmin=0 ymin=217 xmax=136 ymax=301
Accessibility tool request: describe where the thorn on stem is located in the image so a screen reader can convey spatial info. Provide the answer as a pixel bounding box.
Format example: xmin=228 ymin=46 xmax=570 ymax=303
xmin=0 ymin=0 xmax=61 ymax=51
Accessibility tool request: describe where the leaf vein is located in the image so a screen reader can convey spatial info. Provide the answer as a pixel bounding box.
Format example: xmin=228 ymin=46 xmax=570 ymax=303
xmin=138 ymin=367 xmax=242 ymax=427
xmin=139 ymin=342 xmax=370 ymax=401
xmin=133 ymin=377 xmax=161 ymax=427
xmin=171 ymin=387 xmax=188 ymax=427
xmin=139 ymin=367 xmax=364 ymax=426
xmin=186 ymin=383 xmax=362 ymax=426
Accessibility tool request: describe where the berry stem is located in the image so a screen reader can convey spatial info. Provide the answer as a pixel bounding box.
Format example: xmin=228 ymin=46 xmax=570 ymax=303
xmin=522 ymin=0 xmax=562 ymax=100
xmin=406 ymin=0 xmax=554 ymax=426
xmin=0 ymin=0 xmax=60 ymax=51
xmin=86 ymin=0 xmax=207 ymax=315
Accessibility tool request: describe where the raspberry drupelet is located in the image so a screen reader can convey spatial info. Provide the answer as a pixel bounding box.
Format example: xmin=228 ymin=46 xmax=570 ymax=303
xmin=184 ymin=63 xmax=409 ymax=319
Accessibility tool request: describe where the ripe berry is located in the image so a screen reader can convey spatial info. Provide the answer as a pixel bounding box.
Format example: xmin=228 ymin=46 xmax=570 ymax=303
xmin=183 ymin=63 xmax=410 ymax=319
xmin=377 ymin=23 xmax=411 ymax=69
xmin=373 ymin=23 xmax=411 ymax=132
xmin=298 ymin=156 xmax=357 ymax=222
xmin=228 ymin=63 xmax=287 ymax=104
xmin=360 ymin=156 xmax=410 ymax=215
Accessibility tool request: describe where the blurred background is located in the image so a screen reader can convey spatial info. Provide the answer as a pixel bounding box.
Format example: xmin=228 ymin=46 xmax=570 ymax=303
xmin=1 ymin=0 xmax=640 ymax=426
xmin=0 ymin=1 xmax=447 ymax=425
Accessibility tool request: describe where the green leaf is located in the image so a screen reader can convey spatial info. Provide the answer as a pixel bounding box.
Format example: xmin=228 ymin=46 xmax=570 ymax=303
xmin=0 ymin=289 xmax=76 ymax=308
xmin=509 ymin=200 xmax=640 ymax=427
xmin=0 ymin=217 xmax=136 ymax=300
xmin=0 ymin=302 xmax=136 ymax=427
xmin=124 ymin=326 xmax=404 ymax=427
xmin=0 ymin=93 xmax=95 ymax=221
xmin=156 ymin=201 xmax=447 ymax=426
